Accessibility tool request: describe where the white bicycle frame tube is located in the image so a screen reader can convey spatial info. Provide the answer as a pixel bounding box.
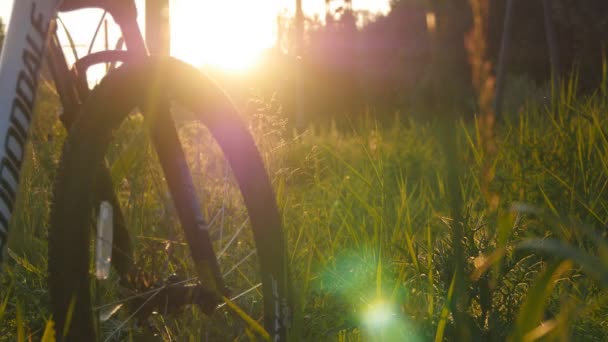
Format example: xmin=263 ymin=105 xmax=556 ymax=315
xmin=0 ymin=0 xmax=61 ymax=262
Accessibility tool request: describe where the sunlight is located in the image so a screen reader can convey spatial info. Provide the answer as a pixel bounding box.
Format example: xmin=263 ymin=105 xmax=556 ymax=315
xmin=0 ymin=0 xmax=391 ymax=72
xmin=170 ymin=0 xmax=277 ymax=71
xmin=362 ymin=300 xmax=395 ymax=330
xmin=168 ymin=0 xmax=390 ymax=71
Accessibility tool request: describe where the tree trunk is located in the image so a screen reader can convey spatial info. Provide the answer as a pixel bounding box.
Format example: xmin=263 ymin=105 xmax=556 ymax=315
xmin=431 ymin=0 xmax=474 ymax=117
xmin=145 ymin=0 xmax=170 ymax=55
xmin=493 ymin=0 xmax=515 ymax=119
xmin=542 ymin=0 xmax=560 ymax=92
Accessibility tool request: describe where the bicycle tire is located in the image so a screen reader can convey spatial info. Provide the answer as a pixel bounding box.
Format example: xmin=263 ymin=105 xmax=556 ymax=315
xmin=48 ymin=57 xmax=290 ymax=341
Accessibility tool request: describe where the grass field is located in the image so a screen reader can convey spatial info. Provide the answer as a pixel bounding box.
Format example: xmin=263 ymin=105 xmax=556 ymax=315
xmin=1 ymin=78 xmax=608 ymax=340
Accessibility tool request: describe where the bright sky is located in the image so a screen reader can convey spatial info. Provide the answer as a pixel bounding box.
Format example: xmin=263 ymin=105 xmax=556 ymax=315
xmin=0 ymin=0 xmax=390 ymax=71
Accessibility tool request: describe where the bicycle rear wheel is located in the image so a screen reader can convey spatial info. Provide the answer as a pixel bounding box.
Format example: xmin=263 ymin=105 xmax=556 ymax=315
xmin=48 ymin=57 xmax=290 ymax=341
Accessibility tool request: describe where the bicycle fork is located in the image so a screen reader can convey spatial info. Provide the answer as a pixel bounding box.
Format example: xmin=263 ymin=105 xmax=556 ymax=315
xmin=115 ymin=9 xmax=228 ymax=306
xmin=147 ymin=101 xmax=228 ymax=305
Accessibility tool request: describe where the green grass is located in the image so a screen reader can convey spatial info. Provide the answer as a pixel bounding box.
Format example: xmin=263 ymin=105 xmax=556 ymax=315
xmin=2 ymin=79 xmax=608 ymax=340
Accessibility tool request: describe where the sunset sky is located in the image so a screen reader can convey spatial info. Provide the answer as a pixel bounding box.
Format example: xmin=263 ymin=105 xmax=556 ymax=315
xmin=0 ymin=0 xmax=390 ymax=71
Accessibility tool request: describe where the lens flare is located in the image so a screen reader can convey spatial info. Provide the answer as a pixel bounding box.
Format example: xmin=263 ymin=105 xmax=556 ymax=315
xmin=363 ymin=300 xmax=395 ymax=330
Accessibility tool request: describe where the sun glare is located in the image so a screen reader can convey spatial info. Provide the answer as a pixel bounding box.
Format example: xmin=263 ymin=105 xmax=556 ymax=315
xmin=170 ymin=0 xmax=277 ymax=72
xmin=363 ymin=300 xmax=396 ymax=330
xmin=0 ymin=1 xmax=391 ymax=74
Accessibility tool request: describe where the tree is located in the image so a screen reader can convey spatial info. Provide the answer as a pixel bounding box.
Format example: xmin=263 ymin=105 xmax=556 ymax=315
xmin=429 ymin=0 xmax=474 ymax=115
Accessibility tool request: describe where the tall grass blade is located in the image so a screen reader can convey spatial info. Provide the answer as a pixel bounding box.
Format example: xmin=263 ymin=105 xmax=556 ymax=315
xmin=222 ymin=296 xmax=270 ymax=341
xmin=40 ymin=320 xmax=56 ymax=342
xmin=0 ymin=285 xmax=10 ymax=323
xmin=523 ymin=319 xmax=558 ymax=342
xmin=434 ymin=272 xmax=456 ymax=342
xmin=16 ymin=302 xmax=24 ymax=342
xmin=510 ymin=260 xmax=572 ymax=341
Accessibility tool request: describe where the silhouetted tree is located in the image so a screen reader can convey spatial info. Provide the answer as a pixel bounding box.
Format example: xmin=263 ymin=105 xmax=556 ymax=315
xmin=428 ymin=0 xmax=474 ymax=114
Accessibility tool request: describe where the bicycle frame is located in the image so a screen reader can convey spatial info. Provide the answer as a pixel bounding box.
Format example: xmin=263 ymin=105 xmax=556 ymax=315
xmin=0 ymin=0 xmax=227 ymax=296
xmin=0 ymin=0 xmax=61 ymax=264
xmin=0 ymin=3 xmax=289 ymax=338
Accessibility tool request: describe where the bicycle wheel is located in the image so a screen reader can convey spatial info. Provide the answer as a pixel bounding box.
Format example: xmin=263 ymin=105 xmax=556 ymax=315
xmin=48 ymin=57 xmax=291 ymax=341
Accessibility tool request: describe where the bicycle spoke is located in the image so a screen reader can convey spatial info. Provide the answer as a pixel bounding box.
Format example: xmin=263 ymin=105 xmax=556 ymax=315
xmin=217 ymin=282 xmax=262 ymax=309
xmin=93 ymin=277 xmax=197 ymax=311
xmin=217 ymin=217 xmax=249 ymax=260
xmin=206 ymin=207 xmax=222 ymax=231
xmin=104 ymin=287 xmax=162 ymax=342
xmin=223 ymin=250 xmax=256 ymax=278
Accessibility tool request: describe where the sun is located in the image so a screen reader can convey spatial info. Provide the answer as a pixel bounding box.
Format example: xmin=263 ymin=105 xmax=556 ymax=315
xmin=170 ymin=0 xmax=277 ymax=72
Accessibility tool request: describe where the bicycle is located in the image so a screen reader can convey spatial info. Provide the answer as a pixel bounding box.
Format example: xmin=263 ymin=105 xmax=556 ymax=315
xmin=0 ymin=0 xmax=291 ymax=340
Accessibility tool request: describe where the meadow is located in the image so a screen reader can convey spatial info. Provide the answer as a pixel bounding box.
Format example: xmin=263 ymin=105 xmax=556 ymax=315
xmin=1 ymin=74 xmax=608 ymax=340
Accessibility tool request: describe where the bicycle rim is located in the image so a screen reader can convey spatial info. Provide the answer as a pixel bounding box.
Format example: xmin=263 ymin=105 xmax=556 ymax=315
xmin=48 ymin=57 xmax=290 ymax=341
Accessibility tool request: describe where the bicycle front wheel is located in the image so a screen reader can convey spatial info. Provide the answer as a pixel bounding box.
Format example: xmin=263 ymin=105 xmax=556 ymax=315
xmin=48 ymin=57 xmax=291 ymax=341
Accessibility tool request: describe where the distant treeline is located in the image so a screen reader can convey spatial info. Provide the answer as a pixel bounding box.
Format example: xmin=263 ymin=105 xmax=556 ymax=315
xmin=256 ymin=0 xmax=608 ymax=126
xmin=4 ymin=3 xmax=607 ymax=127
